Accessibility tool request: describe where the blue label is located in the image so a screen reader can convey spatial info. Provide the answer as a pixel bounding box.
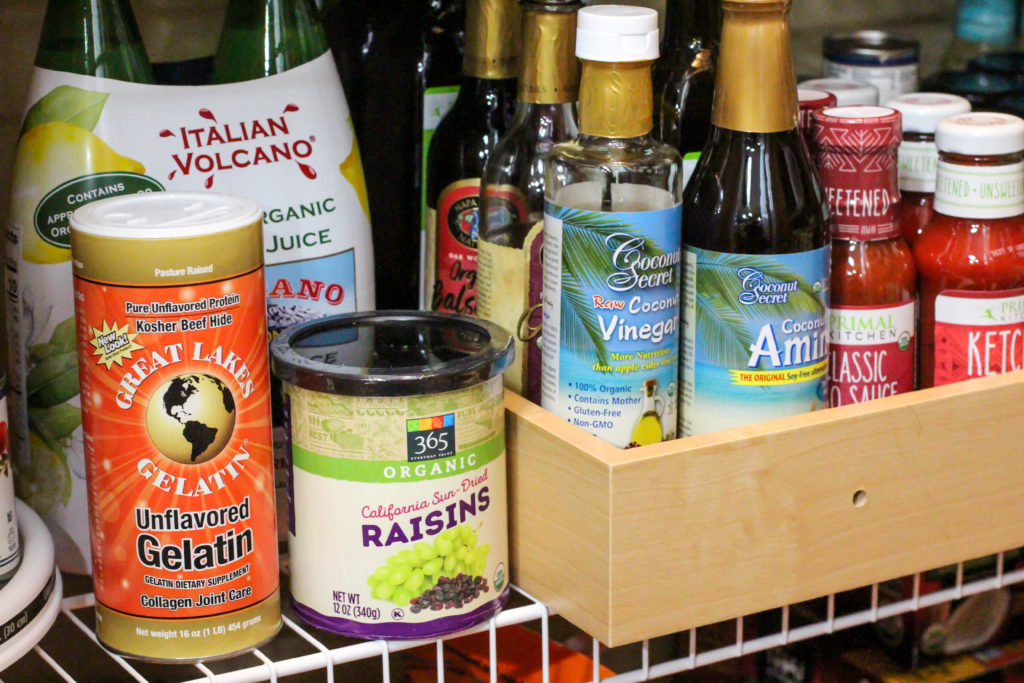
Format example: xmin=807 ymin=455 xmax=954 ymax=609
xmin=265 ymin=248 xmax=357 ymax=332
xmin=541 ymin=201 xmax=682 ymax=448
xmin=956 ymin=0 xmax=1016 ymax=45
xmin=681 ymin=246 xmax=831 ymax=437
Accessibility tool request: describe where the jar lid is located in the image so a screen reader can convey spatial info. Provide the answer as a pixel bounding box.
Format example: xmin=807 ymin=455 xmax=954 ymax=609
xmin=935 ymin=112 xmax=1024 ymax=155
xmin=812 ymin=106 xmax=902 ymax=148
xmin=70 ymin=191 xmax=262 ymax=240
xmin=824 ymin=31 xmax=919 ymax=65
xmin=798 ymin=78 xmax=879 ymax=106
xmin=798 ymin=88 xmax=837 ymax=110
xmin=575 ymin=5 xmax=658 ymax=62
xmin=270 ymin=310 xmax=515 ymax=397
xmin=884 ymin=93 xmax=972 ymax=133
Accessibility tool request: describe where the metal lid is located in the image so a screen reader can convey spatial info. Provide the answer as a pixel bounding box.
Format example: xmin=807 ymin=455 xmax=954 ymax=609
xmin=270 ymin=311 xmax=515 ymax=397
xmin=823 ymin=31 xmax=919 ymax=66
xmin=798 ymin=78 xmax=879 ymax=106
xmin=935 ymin=112 xmax=1024 ymax=155
xmin=885 ymin=92 xmax=972 ymax=133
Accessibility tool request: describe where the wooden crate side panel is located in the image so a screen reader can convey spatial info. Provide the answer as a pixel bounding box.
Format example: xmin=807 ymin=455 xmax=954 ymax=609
xmin=505 ymin=392 xmax=616 ymax=642
xmin=605 ymin=375 xmax=1024 ymax=646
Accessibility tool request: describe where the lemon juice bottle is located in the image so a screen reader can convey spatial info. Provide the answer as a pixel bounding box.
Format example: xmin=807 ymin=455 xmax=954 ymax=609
xmin=7 ymin=0 xmax=158 ymax=574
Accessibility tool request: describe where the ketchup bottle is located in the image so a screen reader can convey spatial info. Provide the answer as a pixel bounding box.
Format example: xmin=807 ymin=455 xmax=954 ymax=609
xmin=885 ymin=93 xmax=971 ymax=246
xmin=813 ymin=105 xmax=917 ymax=406
xmin=916 ymin=112 xmax=1024 ymax=388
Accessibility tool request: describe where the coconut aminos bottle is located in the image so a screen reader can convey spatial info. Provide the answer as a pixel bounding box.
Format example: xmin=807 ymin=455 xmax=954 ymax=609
xmin=542 ymin=5 xmax=683 ymax=449
xmin=681 ymin=0 xmax=831 ymax=437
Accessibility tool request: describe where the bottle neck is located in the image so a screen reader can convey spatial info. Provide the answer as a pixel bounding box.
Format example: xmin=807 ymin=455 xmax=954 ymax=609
xmin=711 ymin=1 xmax=797 ymax=134
xmin=663 ymin=0 xmax=719 ymax=54
xmin=518 ymin=5 xmax=579 ymax=104
xmin=212 ymin=0 xmax=328 ymax=82
xmin=578 ymin=60 xmax=653 ymax=139
xmin=464 ymin=0 xmax=520 ymax=80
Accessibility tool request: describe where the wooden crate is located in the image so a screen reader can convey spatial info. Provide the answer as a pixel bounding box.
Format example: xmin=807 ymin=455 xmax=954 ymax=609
xmin=505 ymin=371 xmax=1024 ymax=647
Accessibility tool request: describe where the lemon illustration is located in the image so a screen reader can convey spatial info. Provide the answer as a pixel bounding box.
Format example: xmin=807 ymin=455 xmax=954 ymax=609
xmin=16 ymin=432 xmax=70 ymax=516
xmin=339 ymin=129 xmax=371 ymax=222
xmin=10 ymin=121 xmax=145 ymax=264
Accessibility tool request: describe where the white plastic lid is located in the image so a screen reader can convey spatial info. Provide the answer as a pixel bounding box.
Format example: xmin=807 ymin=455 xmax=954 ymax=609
xmin=885 ymin=93 xmax=972 ymax=134
xmin=576 ymin=5 xmax=659 ymax=62
xmin=71 ymin=191 xmax=263 ymax=240
xmin=798 ymin=89 xmax=834 ymax=105
xmin=798 ymin=78 xmax=879 ymax=106
xmin=820 ymin=105 xmax=897 ymax=120
xmin=935 ymin=112 xmax=1024 ymax=155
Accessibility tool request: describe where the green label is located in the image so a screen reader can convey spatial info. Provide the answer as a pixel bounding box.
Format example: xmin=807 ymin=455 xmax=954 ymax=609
xmin=34 ymin=172 xmax=164 ymax=248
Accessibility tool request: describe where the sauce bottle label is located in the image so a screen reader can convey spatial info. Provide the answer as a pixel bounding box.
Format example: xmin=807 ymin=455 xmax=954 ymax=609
xmin=897 ymin=140 xmax=939 ymax=194
xmin=283 ymin=377 xmax=509 ymax=637
xmin=682 ymin=246 xmax=831 ymax=436
xmin=433 ymin=179 xmax=480 ymax=315
xmin=934 ymin=288 xmax=1024 ymax=385
xmin=828 ymin=300 xmax=916 ymax=406
xmin=934 ymin=160 xmax=1024 ymax=219
xmin=541 ymin=201 xmax=682 ymax=448
xmin=8 ymin=54 xmax=374 ymax=566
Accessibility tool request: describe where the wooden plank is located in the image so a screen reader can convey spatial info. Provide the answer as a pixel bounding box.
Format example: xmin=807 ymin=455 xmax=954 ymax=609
xmin=506 ymin=372 xmax=1024 ymax=646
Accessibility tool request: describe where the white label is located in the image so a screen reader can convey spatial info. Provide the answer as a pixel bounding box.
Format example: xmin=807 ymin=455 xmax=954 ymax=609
xmin=898 ymin=140 xmax=939 ymax=193
xmin=823 ymin=60 xmax=918 ymax=105
xmin=933 ymin=161 xmax=1024 ymax=219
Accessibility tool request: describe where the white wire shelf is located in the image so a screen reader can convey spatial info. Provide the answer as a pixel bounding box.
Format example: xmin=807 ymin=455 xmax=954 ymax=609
xmin=7 ymin=549 xmax=1024 ymax=682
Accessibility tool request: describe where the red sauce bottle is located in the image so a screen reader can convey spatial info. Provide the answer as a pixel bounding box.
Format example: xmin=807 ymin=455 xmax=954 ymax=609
xmin=812 ymin=105 xmax=917 ymax=406
xmin=798 ymin=88 xmax=835 ymax=148
xmin=916 ymin=112 xmax=1024 ymax=388
xmin=885 ymin=93 xmax=971 ymax=246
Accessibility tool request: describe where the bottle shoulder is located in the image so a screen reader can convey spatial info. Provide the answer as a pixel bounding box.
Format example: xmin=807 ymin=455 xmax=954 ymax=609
xmin=915 ymin=213 xmax=1024 ymax=285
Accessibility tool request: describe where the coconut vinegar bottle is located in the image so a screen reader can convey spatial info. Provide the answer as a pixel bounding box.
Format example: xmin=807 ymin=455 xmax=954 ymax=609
xmin=542 ymin=5 xmax=683 ymax=449
xmin=680 ymin=0 xmax=831 ymax=436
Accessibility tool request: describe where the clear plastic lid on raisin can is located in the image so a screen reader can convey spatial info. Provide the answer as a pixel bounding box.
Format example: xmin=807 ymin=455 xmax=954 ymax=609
xmin=935 ymin=112 xmax=1024 ymax=155
xmin=885 ymin=93 xmax=972 ymax=134
xmin=812 ymin=105 xmax=903 ymax=240
xmin=798 ymin=78 xmax=879 ymax=106
xmin=270 ymin=310 xmax=515 ymax=397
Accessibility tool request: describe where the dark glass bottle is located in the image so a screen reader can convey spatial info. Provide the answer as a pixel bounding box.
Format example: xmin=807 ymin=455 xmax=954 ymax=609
xmin=36 ymin=0 xmax=154 ymax=82
xmin=426 ymin=0 xmax=520 ymax=315
xmin=477 ymin=0 xmax=580 ymax=401
xmin=653 ymin=0 xmax=718 ymax=157
xmin=681 ymin=0 xmax=831 ymax=437
xmin=211 ymin=0 xmax=328 ymax=83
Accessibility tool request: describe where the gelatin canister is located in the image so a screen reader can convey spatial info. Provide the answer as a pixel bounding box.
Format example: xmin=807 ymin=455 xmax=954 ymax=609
xmin=70 ymin=192 xmax=281 ymax=661
xmin=270 ymin=311 xmax=513 ymax=639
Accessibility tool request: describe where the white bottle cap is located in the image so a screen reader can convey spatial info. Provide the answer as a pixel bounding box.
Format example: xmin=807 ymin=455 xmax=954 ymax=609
xmin=576 ymin=5 xmax=659 ymax=62
xmin=935 ymin=112 xmax=1024 ymax=155
xmin=885 ymin=93 xmax=972 ymax=134
xmin=798 ymin=78 xmax=879 ymax=106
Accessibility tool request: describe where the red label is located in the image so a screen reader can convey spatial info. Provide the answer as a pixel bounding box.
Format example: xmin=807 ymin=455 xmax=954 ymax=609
xmin=433 ymin=179 xmax=480 ymax=315
xmin=828 ymin=301 xmax=916 ymax=406
xmin=934 ymin=289 xmax=1024 ymax=385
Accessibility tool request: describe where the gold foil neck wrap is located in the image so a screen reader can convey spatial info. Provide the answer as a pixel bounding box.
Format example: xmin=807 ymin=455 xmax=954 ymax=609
xmin=71 ymin=220 xmax=263 ymax=285
xmin=464 ymin=0 xmax=521 ymax=79
xmin=519 ymin=8 xmax=580 ymax=104
xmin=579 ymin=61 xmax=654 ymax=138
xmin=712 ymin=1 xmax=798 ymax=133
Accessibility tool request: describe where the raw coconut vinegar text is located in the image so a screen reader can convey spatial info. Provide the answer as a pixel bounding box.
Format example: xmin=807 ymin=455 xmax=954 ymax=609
xmin=542 ymin=5 xmax=683 ymax=448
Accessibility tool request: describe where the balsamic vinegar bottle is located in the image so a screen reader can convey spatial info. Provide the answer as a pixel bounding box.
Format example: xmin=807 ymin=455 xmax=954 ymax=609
xmin=426 ymin=0 xmax=520 ymax=315
xmin=476 ymin=0 xmax=580 ymax=401
xmin=680 ymin=0 xmax=831 ymax=437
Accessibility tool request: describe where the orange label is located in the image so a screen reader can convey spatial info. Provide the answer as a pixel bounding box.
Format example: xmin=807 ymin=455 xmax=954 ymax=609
xmin=75 ymin=267 xmax=278 ymax=623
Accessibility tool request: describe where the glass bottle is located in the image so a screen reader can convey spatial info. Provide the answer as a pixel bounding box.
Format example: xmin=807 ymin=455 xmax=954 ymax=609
xmin=653 ymin=0 xmax=719 ymax=173
xmin=131 ymin=0 xmax=227 ymax=85
xmin=812 ymin=106 xmax=916 ymax=407
xmin=9 ymin=0 xmax=155 ymax=575
xmin=885 ymin=93 xmax=972 ymax=246
xmin=915 ymin=113 xmax=1024 ymax=388
xmin=542 ymin=5 xmax=683 ymax=449
xmin=942 ymin=0 xmax=1018 ymax=71
xmin=211 ymin=0 xmax=328 ymax=83
xmin=35 ymin=0 xmax=154 ymax=81
xmin=426 ymin=0 xmax=520 ymax=315
xmin=682 ymin=0 xmax=831 ymax=437
xmin=477 ymin=0 xmax=580 ymax=402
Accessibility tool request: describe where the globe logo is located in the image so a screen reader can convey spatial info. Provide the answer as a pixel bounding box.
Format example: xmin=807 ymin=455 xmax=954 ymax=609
xmin=145 ymin=374 xmax=236 ymax=465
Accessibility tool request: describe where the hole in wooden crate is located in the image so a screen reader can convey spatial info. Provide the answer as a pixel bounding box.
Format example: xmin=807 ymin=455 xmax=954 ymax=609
xmin=853 ymin=489 xmax=867 ymax=507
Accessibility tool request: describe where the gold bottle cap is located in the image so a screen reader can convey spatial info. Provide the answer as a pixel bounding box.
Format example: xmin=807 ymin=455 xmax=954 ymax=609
xmin=464 ymin=0 xmax=521 ymax=79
